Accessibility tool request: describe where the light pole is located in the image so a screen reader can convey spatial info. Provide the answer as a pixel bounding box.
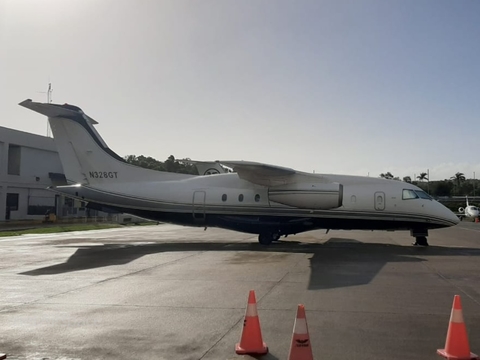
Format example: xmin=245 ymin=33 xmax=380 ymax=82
xmin=427 ymin=169 xmax=430 ymax=194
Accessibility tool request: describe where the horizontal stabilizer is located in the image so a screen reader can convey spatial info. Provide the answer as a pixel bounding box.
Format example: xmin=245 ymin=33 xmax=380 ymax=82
xmin=19 ymin=99 xmax=98 ymax=124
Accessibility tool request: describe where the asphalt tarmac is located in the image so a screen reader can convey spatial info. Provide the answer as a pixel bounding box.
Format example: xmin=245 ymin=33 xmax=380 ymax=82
xmin=0 ymin=222 xmax=479 ymax=360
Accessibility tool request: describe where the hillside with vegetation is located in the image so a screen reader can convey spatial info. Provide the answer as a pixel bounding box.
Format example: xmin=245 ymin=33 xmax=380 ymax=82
xmin=124 ymin=155 xmax=198 ymax=175
xmin=380 ymin=171 xmax=479 ymax=198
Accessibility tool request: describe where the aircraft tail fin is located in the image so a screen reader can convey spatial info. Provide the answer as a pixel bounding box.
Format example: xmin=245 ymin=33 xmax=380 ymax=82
xmin=19 ymin=99 xmax=189 ymax=185
xmin=466 ymin=196 xmax=470 ymax=207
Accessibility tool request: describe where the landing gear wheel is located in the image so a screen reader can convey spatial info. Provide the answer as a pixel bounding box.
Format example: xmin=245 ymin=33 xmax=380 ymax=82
xmin=413 ymin=236 xmax=429 ymax=247
xmin=258 ymin=233 xmax=274 ymax=245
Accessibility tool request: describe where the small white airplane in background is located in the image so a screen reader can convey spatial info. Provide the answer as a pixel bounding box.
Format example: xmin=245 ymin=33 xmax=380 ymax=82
xmin=19 ymin=99 xmax=459 ymax=247
xmin=457 ymin=197 xmax=480 ymax=220
xmin=178 ymin=159 xmax=233 ymax=176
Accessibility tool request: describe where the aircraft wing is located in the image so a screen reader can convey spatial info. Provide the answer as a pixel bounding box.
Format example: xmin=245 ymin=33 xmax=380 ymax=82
xmin=217 ymin=160 xmax=297 ymax=186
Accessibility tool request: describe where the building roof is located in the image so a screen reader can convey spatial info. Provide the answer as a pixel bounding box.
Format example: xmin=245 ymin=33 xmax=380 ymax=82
xmin=0 ymin=126 xmax=57 ymax=152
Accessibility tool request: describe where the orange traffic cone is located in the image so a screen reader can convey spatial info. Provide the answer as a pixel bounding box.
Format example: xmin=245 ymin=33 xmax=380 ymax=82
xmin=437 ymin=295 xmax=478 ymax=360
xmin=288 ymin=304 xmax=314 ymax=360
xmin=235 ymin=290 xmax=268 ymax=355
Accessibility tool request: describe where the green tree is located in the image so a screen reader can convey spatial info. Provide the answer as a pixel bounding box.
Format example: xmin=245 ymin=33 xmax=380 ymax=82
xmin=403 ymin=176 xmax=412 ymax=183
xmin=124 ymin=154 xmax=197 ymax=174
xmin=431 ymin=181 xmax=454 ymax=197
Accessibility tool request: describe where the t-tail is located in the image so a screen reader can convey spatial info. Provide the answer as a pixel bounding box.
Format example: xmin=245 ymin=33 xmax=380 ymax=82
xmin=19 ymin=99 xmax=190 ymax=186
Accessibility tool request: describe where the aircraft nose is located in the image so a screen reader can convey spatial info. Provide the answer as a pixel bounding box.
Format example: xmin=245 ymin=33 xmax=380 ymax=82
xmin=447 ymin=208 xmax=461 ymax=225
xmin=437 ymin=202 xmax=460 ymax=226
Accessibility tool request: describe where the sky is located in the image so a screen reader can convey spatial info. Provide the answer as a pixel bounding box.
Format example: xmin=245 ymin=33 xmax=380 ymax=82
xmin=1 ymin=0 xmax=480 ymax=181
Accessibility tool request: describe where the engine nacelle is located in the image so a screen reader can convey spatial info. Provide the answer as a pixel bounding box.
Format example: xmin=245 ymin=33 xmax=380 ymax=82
xmin=268 ymin=182 xmax=343 ymax=210
xmin=459 ymin=207 xmax=465 ymax=213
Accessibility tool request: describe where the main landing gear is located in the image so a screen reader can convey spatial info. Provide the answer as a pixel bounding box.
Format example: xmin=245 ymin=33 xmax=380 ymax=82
xmin=411 ymin=229 xmax=429 ymax=247
xmin=258 ymin=232 xmax=281 ymax=245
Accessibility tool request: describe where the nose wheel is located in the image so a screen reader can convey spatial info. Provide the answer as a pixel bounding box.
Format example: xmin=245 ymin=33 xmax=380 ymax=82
xmin=411 ymin=229 xmax=429 ymax=247
xmin=258 ymin=232 xmax=280 ymax=245
xmin=412 ymin=236 xmax=429 ymax=246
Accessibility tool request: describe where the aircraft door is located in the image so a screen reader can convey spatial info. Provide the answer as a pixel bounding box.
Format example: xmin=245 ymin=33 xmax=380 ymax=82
xmin=374 ymin=192 xmax=385 ymax=211
xmin=192 ymin=191 xmax=206 ymax=223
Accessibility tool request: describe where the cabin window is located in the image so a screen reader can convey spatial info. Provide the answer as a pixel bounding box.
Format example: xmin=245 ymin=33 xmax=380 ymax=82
xmin=350 ymin=195 xmax=356 ymax=203
xmin=402 ymin=189 xmax=418 ymax=200
xmin=222 ymin=194 xmax=227 ymax=202
xmin=238 ymin=194 xmax=244 ymax=202
xmin=255 ymin=194 xmax=260 ymax=202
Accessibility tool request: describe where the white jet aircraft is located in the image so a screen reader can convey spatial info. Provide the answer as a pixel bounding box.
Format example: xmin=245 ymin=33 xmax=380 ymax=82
xmin=457 ymin=196 xmax=480 ymax=220
xmin=19 ymin=99 xmax=459 ymax=246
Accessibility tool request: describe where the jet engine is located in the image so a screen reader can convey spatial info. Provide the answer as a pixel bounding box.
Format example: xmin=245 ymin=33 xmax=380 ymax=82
xmin=268 ymin=182 xmax=343 ymax=210
xmin=458 ymin=207 xmax=465 ymax=213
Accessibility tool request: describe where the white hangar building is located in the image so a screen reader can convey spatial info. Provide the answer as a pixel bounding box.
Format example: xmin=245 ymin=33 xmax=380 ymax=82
xmin=0 ymin=126 xmax=88 ymax=221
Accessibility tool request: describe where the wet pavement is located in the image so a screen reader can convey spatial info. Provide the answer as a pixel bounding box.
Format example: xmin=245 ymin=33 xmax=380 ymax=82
xmin=0 ymin=222 xmax=479 ymax=359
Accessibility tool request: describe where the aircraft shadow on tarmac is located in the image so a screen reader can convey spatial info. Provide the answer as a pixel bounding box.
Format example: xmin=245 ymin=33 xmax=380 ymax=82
xmin=20 ymin=238 xmax=480 ymax=290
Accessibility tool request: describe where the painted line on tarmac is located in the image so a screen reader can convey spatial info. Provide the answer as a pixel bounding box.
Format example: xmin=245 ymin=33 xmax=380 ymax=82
xmin=458 ymin=226 xmax=480 ymax=233
xmin=0 ymin=227 xmax=129 ymax=242
xmin=0 ymin=224 xmax=182 ymax=242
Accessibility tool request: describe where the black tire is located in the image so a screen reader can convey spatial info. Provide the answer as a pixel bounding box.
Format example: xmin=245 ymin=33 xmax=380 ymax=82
xmin=414 ymin=236 xmax=429 ymax=246
xmin=258 ymin=233 xmax=273 ymax=245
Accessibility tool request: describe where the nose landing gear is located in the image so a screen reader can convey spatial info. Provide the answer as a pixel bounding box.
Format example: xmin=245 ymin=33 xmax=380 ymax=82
xmin=258 ymin=232 xmax=281 ymax=245
xmin=413 ymin=236 xmax=429 ymax=246
xmin=411 ymin=229 xmax=429 ymax=246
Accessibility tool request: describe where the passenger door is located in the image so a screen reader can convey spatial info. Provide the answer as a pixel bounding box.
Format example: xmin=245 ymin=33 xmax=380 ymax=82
xmin=374 ymin=192 xmax=385 ymax=211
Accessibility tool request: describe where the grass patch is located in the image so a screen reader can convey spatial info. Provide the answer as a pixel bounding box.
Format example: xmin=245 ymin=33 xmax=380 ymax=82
xmin=0 ymin=223 xmax=124 ymax=237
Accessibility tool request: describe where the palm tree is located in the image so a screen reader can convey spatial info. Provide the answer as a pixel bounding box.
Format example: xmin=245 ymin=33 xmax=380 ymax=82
xmin=417 ymin=172 xmax=428 ymax=182
xmin=450 ymin=172 xmax=466 ymax=194
xmin=403 ymin=176 xmax=412 ymax=183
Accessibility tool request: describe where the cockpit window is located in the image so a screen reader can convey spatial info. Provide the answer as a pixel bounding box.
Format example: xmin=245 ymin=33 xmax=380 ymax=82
xmin=402 ymin=189 xmax=418 ymax=200
xmin=414 ymin=190 xmax=432 ymax=200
